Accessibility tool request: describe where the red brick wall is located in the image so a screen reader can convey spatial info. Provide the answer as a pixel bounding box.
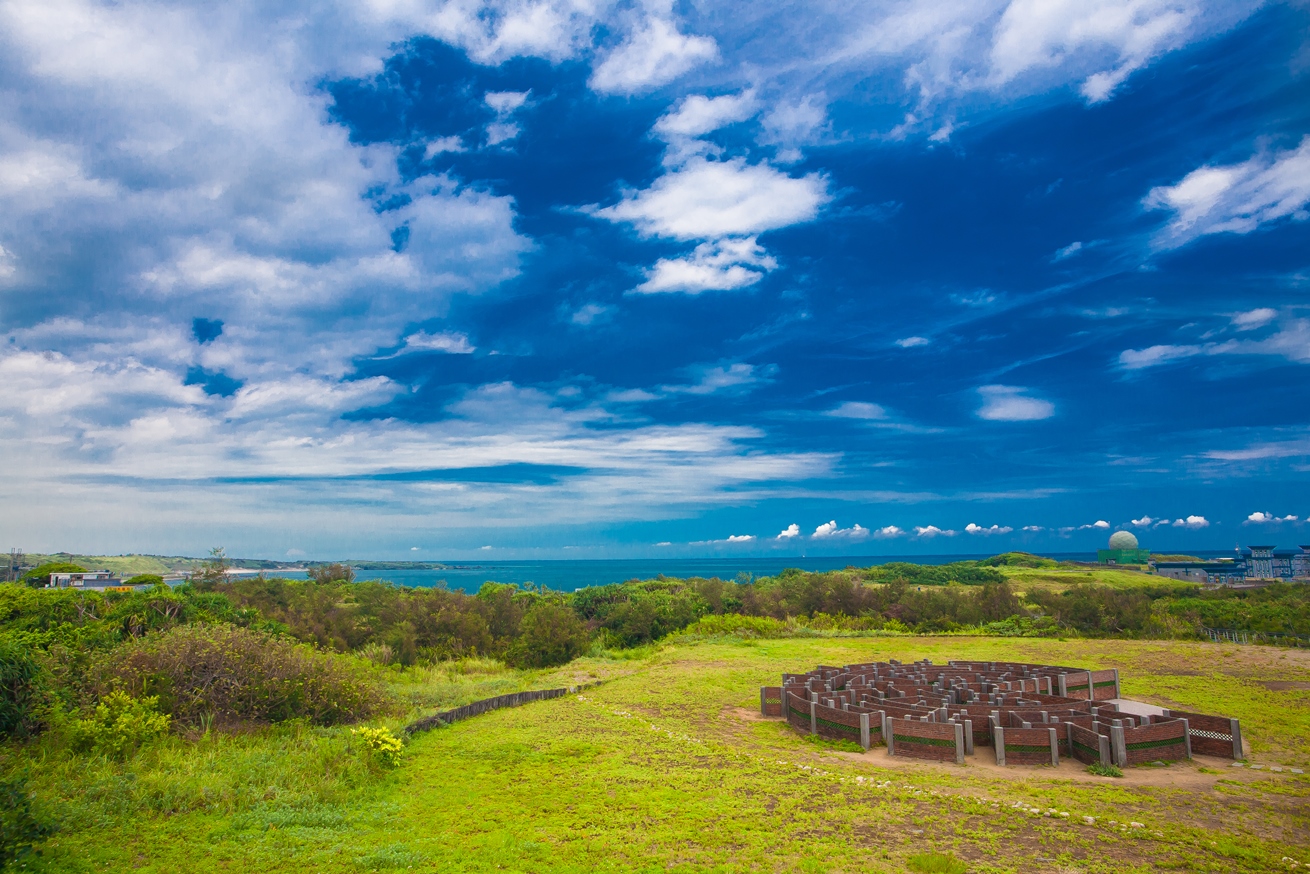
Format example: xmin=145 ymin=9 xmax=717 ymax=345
xmin=1123 ymin=719 xmax=1189 ymax=764
xmin=890 ymin=718 xmax=959 ymax=762
xmin=1001 ymin=726 xmax=1056 ymax=765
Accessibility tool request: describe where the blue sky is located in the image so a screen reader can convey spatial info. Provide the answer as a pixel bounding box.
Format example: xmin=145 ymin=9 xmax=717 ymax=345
xmin=1 ymin=0 xmax=1308 ymax=560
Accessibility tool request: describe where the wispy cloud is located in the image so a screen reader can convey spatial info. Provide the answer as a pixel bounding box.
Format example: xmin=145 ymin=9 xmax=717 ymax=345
xmin=1146 ymin=137 xmax=1310 ymax=248
xmin=965 ymin=523 xmax=1013 ymax=535
xmin=976 ymin=385 xmax=1055 ymax=421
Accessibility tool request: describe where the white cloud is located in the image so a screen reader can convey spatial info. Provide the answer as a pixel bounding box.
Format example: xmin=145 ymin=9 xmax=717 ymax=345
xmin=606 ymin=388 xmax=661 ymax=403
xmin=812 ymin=520 xmax=869 ymax=539
xmin=913 ymin=525 xmax=956 ymax=538
xmin=1130 ymin=515 xmax=1154 ymax=527
xmin=1077 ymin=520 xmax=1111 ymax=530
xmin=1231 ymin=308 xmax=1277 ymax=331
xmin=761 ymin=95 xmax=828 ymax=150
xmin=895 ymin=336 xmax=930 ymax=348
xmin=1246 ymin=511 xmax=1298 ymax=524
xmin=775 ymin=523 xmax=801 ymax=540
xmin=1172 ymin=515 xmax=1209 ymax=529
xmin=654 ymin=91 xmax=757 ymax=139
xmin=965 ymin=523 xmax=1013 ymax=535
xmin=1118 ymin=344 xmax=1205 ymax=369
xmin=976 ymin=385 xmax=1055 ymax=421
xmin=401 ymin=330 xmax=475 ymax=354
xmin=570 ymin=303 xmax=612 ymax=326
xmin=874 ymin=525 xmax=905 ymax=538
xmin=662 ymin=362 xmax=771 ymax=396
xmin=726 ymin=534 xmax=755 ymax=542
xmin=990 ymin=0 xmax=1201 ymax=103
xmin=485 ymin=90 xmax=530 ymax=114
xmin=590 ymin=17 xmax=718 ymax=95
xmin=634 ymin=236 xmax=778 ymax=294
xmin=1119 ymin=317 xmax=1310 ymax=370
xmin=1021 ymin=525 xmax=1043 ymax=532
xmin=827 ymin=401 xmax=889 ymax=420
xmin=1053 ymin=241 xmax=1083 ymax=260
xmin=1145 ymin=137 xmax=1310 ymax=247
xmin=594 ymin=157 xmax=829 ymax=241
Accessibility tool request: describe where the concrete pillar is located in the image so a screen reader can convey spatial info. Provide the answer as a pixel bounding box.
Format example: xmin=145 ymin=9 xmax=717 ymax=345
xmin=1057 ymin=673 xmax=1067 ymax=697
xmin=1110 ymin=721 xmax=1127 ymax=768
xmin=1181 ymin=718 xmax=1192 ymax=759
xmin=995 ymin=726 xmax=1006 ymax=766
xmin=1230 ymin=718 xmax=1244 ymax=760
xmin=809 ymin=701 xmax=817 ymax=735
xmin=760 ymin=688 xmax=768 ymax=716
xmin=885 ymin=715 xmax=895 ymax=756
xmin=954 ymin=722 xmax=965 ymax=765
xmin=859 ymin=712 xmax=870 ymax=750
xmin=1048 ymin=727 xmax=1059 ymax=766
xmin=1098 ymin=734 xmax=1112 ymax=767
xmin=962 ymin=719 xmax=974 ymax=756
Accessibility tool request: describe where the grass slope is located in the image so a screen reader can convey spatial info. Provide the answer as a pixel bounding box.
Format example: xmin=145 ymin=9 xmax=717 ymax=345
xmin=15 ymin=637 xmax=1310 ymax=873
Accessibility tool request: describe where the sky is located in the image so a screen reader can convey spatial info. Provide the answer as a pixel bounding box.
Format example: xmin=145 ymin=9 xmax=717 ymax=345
xmin=1 ymin=0 xmax=1308 ymax=561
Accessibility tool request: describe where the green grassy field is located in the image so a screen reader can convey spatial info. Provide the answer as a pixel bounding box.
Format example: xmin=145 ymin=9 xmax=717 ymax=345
xmin=994 ymin=566 xmax=1191 ymax=593
xmin=12 ymin=636 xmax=1310 ymax=873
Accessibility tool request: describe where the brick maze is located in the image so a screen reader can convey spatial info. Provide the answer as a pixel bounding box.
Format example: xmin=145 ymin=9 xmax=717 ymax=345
xmin=761 ymin=659 xmax=1243 ymax=768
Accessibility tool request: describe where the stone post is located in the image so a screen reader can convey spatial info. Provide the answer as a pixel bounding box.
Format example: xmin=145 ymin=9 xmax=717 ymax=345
xmin=859 ymin=712 xmax=870 ymax=750
xmin=995 ymin=726 xmax=1006 ymax=766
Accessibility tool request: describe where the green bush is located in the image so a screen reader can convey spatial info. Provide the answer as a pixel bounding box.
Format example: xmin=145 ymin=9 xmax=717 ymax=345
xmin=124 ymin=574 xmax=164 ymax=587
xmin=1087 ymin=762 xmax=1123 ymax=778
xmin=90 ymin=623 xmax=390 ymax=730
xmin=0 ymin=636 xmax=48 ymax=738
xmin=906 ymin=852 xmax=968 ymax=874
xmin=0 ymin=776 xmax=55 ymax=868
xmin=20 ymin=563 xmax=85 ymax=588
xmin=67 ymin=690 xmax=171 ymax=758
xmin=504 ymin=602 xmax=590 ymax=669
xmin=351 ymin=725 xmax=404 ymax=768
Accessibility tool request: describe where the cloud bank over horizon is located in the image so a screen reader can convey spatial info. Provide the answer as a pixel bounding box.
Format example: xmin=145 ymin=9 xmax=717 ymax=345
xmin=0 ymin=0 xmax=1306 ymax=559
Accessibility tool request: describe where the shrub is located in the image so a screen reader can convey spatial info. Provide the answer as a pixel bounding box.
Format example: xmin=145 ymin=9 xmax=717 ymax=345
xmin=20 ymin=563 xmax=85 ymax=588
xmin=67 ymin=690 xmax=171 ymax=758
xmin=1087 ymin=762 xmax=1123 ymax=778
xmin=0 ymin=776 xmax=55 ymax=867
xmin=906 ymin=852 xmax=968 ymax=874
xmin=123 ymin=574 xmax=164 ymax=587
xmin=504 ymin=602 xmax=590 ymax=669
xmin=352 ymin=726 xmax=404 ymax=768
xmin=0 ymin=636 xmax=48 ymax=738
xmin=89 ymin=624 xmax=390 ymax=730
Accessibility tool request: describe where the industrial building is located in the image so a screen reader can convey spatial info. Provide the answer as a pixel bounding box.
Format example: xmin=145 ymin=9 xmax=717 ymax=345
xmin=1154 ymin=545 xmax=1310 ymax=585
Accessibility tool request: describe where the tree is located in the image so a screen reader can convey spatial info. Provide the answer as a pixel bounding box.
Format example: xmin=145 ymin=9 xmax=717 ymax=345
xmin=504 ymin=602 xmax=590 ymax=669
xmin=191 ymin=548 xmax=229 ymax=589
xmin=308 ymin=563 xmax=355 ymax=584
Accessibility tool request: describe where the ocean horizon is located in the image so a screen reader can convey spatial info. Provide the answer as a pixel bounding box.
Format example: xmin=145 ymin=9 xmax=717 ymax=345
xmin=254 ymin=550 xmax=1241 ymax=592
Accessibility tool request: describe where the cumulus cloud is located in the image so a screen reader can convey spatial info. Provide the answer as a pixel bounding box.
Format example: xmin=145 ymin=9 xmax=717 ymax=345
xmin=1246 ymin=511 xmax=1298 ymax=524
xmin=976 ymin=385 xmax=1055 ymax=421
xmin=1079 ymin=520 xmax=1111 ymax=530
xmin=590 ymin=17 xmax=718 ymax=94
xmin=1021 ymin=525 xmax=1044 ymax=532
xmin=827 ymin=401 xmax=889 ymax=420
xmin=1171 ymin=515 xmax=1209 ymax=529
xmin=776 ymin=523 xmax=801 ymax=540
xmin=913 ymin=525 xmax=956 ymax=538
xmin=654 ymin=91 xmax=758 ymax=139
xmin=594 ymin=157 xmax=829 ymax=241
xmin=1145 ymin=137 xmax=1310 ymax=248
xmin=874 ymin=525 xmax=905 ymax=538
xmin=634 ymin=236 xmax=778 ymax=294
xmin=812 ymin=520 xmax=869 ymax=539
xmin=965 ymin=523 xmax=1013 ymax=535
xmin=1130 ymin=515 xmax=1154 ymax=527
xmin=725 ymin=534 xmax=755 ymax=542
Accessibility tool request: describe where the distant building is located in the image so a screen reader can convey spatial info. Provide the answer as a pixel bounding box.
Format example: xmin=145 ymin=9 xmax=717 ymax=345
xmin=1152 ymin=545 xmax=1310 ymax=585
xmin=1097 ymin=530 xmax=1150 ymax=565
xmin=47 ymin=571 xmax=123 ymax=588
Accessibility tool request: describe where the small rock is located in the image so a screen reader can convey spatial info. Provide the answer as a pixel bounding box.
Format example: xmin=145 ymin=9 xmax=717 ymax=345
xmin=1083 ymin=816 xmax=1096 ymax=825
xmin=1272 ymin=766 xmax=1284 ymax=773
xmin=1251 ymin=764 xmax=1265 ymax=770
xmin=1130 ymin=821 xmax=1144 ymax=828
xmin=1291 ymin=768 xmax=1304 ymax=774
xmin=1230 ymin=762 xmax=1245 ymax=768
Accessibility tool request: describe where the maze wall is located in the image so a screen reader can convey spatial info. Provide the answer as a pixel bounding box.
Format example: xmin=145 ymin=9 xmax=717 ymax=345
xmin=765 ymin=659 xmax=1242 ymax=768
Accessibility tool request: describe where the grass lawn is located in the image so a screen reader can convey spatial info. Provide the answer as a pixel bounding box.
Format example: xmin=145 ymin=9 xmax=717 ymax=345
xmin=15 ymin=637 xmax=1310 ymax=873
xmin=995 ymin=567 xmax=1192 ymax=594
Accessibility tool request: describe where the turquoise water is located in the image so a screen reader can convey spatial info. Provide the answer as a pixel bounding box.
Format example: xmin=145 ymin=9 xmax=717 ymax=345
xmin=270 ymin=553 xmax=1108 ymax=592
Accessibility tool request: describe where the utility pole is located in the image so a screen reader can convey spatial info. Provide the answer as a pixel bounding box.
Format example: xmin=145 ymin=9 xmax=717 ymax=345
xmin=7 ymin=549 xmax=23 ymax=583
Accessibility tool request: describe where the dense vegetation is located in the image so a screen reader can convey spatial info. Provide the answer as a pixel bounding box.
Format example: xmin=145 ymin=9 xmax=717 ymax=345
xmin=2 ymin=554 xmax=1307 ymax=749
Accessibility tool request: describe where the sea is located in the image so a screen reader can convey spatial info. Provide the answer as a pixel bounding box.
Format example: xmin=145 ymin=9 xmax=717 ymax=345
xmin=251 ymin=552 xmax=1128 ymax=593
